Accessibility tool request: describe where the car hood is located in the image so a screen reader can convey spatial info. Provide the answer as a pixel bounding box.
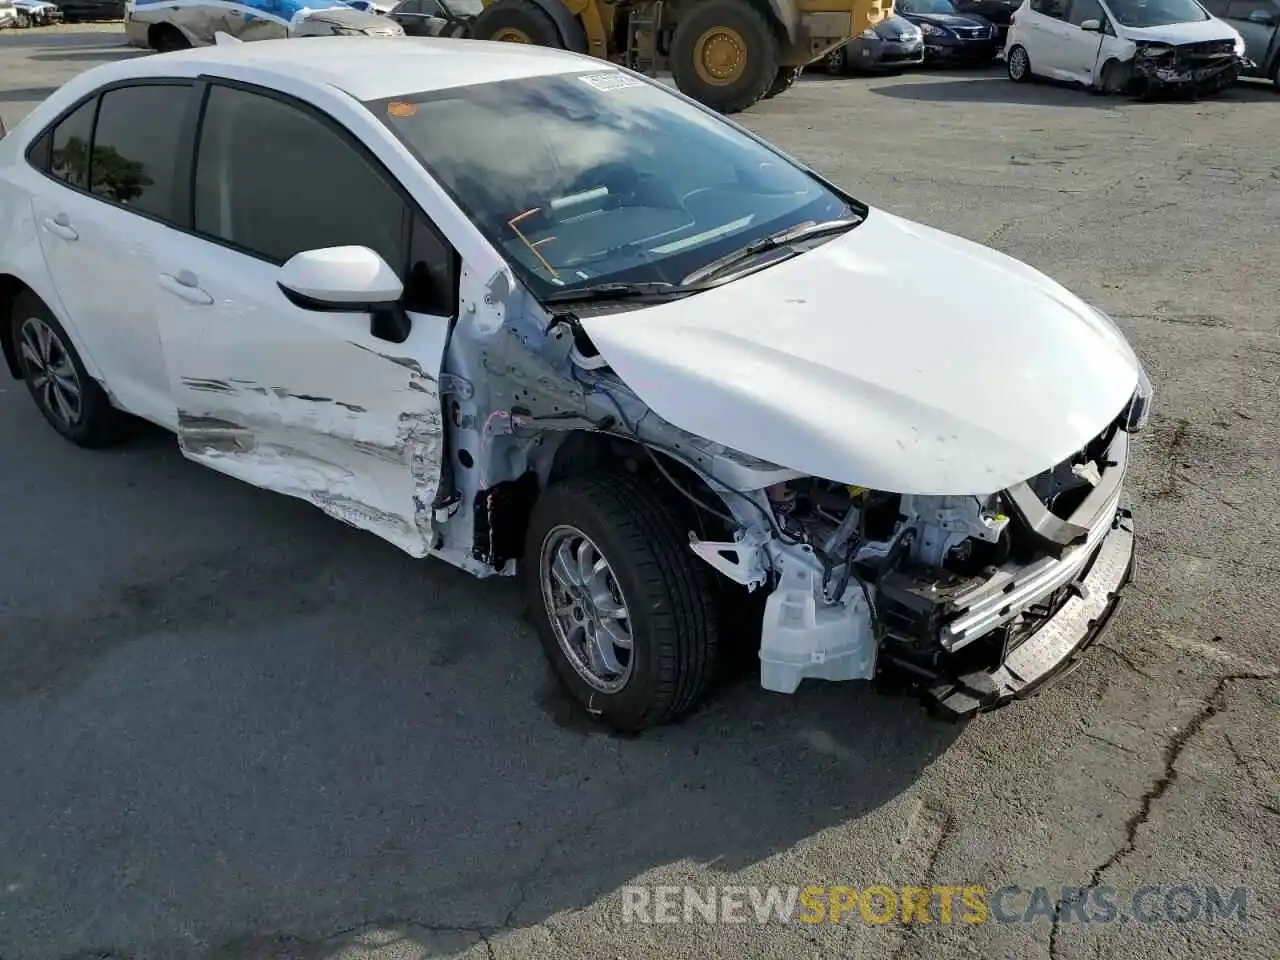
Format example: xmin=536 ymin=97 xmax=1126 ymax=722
xmin=301 ymin=6 xmax=394 ymax=26
xmin=875 ymin=15 xmax=922 ymax=39
xmin=902 ymin=11 xmax=990 ymax=28
xmin=578 ymin=209 xmax=1141 ymax=496
xmin=1120 ymin=18 xmax=1239 ymax=44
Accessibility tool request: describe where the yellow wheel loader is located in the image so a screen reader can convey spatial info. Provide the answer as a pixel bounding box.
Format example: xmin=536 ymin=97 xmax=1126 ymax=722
xmin=470 ymin=0 xmax=893 ymax=113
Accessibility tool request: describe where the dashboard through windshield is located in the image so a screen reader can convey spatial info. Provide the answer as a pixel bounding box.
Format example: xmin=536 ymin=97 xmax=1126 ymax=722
xmin=368 ymin=71 xmax=861 ymax=301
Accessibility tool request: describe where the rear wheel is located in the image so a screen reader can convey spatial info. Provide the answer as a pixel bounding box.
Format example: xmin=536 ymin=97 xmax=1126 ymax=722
xmin=522 ymin=474 xmax=719 ymax=732
xmin=10 ymin=292 xmax=125 ymax=448
xmin=670 ymin=0 xmax=780 ymax=113
xmin=1006 ymin=44 xmax=1031 ymax=82
xmin=763 ymin=65 xmax=801 ymax=99
xmin=469 ymin=0 xmax=564 ymax=47
xmin=149 ymin=23 xmax=191 ymax=52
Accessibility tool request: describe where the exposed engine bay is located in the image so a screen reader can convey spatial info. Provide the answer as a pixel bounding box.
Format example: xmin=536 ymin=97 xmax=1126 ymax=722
xmin=1128 ymin=38 xmax=1246 ymax=94
xmin=674 ymin=411 xmax=1138 ymax=716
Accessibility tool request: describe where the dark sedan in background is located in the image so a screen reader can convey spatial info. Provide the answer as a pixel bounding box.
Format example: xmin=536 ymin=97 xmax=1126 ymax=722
xmin=895 ymin=0 xmax=1002 ymax=61
xmin=51 ymin=0 xmax=122 ymax=19
xmin=823 ymin=14 xmax=926 ymax=72
xmin=951 ymin=0 xmax=1019 ymax=45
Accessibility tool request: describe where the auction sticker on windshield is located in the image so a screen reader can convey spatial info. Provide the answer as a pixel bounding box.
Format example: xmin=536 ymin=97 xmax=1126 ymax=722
xmin=578 ymin=72 xmax=647 ymax=92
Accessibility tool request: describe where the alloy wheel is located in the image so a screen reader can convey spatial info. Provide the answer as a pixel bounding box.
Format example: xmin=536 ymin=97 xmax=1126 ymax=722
xmin=539 ymin=524 xmax=634 ymax=694
xmin=18 ymin=316 xmax=82 ymax=428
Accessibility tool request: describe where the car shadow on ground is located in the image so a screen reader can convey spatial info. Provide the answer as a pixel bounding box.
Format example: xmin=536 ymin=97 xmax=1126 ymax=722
xmin=873 ymin=72 xmax=1277 ymax=106
xmin=0 ymin=85 xmax=57 ymax=103
xmin=0 ymin=409 xmax=965 ymax=959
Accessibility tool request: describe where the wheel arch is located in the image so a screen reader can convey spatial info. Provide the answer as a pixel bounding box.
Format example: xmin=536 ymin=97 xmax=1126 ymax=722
xmin=0 ymin=274 xmax=26 ymax=378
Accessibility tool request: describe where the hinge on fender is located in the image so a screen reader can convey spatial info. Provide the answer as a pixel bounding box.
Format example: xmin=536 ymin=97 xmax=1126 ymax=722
xmin=438 ymin=374 xmax=473 ymax=399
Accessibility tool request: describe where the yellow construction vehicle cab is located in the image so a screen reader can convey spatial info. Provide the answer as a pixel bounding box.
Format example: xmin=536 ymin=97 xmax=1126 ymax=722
xmin=470 ymin=0 xmax=893 ymax=113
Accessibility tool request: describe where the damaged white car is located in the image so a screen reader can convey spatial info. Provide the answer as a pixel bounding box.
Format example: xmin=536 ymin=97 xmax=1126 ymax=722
xmin=0 ymin=39 xmax=1151 ymax=731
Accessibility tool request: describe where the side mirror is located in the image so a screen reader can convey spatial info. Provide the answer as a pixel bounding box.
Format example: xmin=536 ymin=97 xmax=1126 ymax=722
xmin=278 ymin=246 xmax=412 ymax=343
xmin=1079 ymin=17 xmax=1102 ymax=30
xmin=1248 ymin=9 xmax=1276 ymax=24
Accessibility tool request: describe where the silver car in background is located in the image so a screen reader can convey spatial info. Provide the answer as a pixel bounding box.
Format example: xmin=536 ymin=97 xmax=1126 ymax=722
xmin=125 ymin=0 xmax=403 ymax=50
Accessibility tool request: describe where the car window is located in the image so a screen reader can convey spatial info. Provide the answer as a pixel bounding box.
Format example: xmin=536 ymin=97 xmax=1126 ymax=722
xmin=1069 ymin=0 xmax=1106 ymax=22
xmin=392 ymin=0 xmax=420 ymax=11
xmin=89 ymin=84 xmax=190 ymax=221
xmin=1226 ymin=0 xmax=1275 ymax=19
xmin=194 ymin=85 xmax=407 ymax=270
xmin=1031 ymin=0 xmax=1070 ymax=17
xmin=193 ymin=84 xmax=454 ymax=315
xmin=368 ymin=72 xmax=857 ymax=301
xmin=48 ymin=99 xmax=96 ymax=190
xmin=1104 ymin=0 xmax=1210 ymax=25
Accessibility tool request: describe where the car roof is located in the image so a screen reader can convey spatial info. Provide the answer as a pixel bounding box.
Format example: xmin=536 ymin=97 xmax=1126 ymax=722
xmin=106 ymin=37 xmax=605 ymax=102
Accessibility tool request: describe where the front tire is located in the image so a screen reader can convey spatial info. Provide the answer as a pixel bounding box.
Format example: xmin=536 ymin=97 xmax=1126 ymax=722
xmin=522 ymin=474 xmax=719 ymax=732
xmin=670 ymin=0 xmax=780 ymax=113
xmin=469 ymin=0 xmax=564 ymax=47
xmin=1006 ymin=44 xmax=1032 ymax=82
xmin=763 ymin=65 xmax=801 ymax=99
xmin=10 ymin=292 xmax=125 ymax=448
xmin=824 ymin=44 xmax=848 ymax=75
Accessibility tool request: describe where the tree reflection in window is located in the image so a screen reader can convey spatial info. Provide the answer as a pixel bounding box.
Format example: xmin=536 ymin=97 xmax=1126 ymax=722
xmin=51 ymin=135 xmax=152 ymax=204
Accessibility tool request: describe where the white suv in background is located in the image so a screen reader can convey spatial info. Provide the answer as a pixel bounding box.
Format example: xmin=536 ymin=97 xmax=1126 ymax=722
xmin=1005 ymin=0 xmax=1248 ymax=95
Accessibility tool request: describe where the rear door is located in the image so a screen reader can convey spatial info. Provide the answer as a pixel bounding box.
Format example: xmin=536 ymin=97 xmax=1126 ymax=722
xmin=154 ymin=81 xmax=456 ymax=557
xmin=28 ymin=81 xmax=195 ymax=427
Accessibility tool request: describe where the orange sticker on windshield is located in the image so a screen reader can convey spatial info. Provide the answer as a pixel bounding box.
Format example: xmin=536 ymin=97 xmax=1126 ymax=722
xmin=387 ymin=101 xmax=416 ymax=118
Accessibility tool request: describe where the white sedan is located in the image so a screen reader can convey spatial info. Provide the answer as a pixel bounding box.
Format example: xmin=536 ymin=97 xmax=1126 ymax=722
xmin=0 ymin=38 xmax=1151 ymax=731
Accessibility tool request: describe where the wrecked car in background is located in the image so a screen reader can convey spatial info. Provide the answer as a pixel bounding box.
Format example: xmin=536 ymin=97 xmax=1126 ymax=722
xmin=1007 ymin=0 xmax=1249 ymax=95
xmin=124 ymin=0 xmax=403 ymax=50
xmin=13 ymin=0 xmax=65 ymax=27
xmin=0 ymin=38 xmax=1152 ymax=732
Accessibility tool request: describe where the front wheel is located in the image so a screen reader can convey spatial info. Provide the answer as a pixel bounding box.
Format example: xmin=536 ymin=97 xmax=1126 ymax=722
xmin=670 ymin=0 xmax=780 ymax=113
xmin=469 ymin=0 xmax=564 ymax=46
xmin=1006 ymin=44 xmax=1032 ymax=82
xmin=522 ymin=475 xmax=719 ymax=732
xmin=824 ymin=44 xmax=848 ymax=76
xmin=763 ymin=66 xmax=801 ymax=99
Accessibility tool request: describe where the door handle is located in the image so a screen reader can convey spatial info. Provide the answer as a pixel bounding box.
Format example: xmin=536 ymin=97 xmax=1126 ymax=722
xmin=41 ymin=215 xmax=79 ymax=241
xmin=158 ymin=271 xmax=215 ymax=306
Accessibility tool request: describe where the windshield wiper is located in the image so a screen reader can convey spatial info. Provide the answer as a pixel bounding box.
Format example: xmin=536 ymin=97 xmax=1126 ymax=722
xmin=542 ymin=281 xmax=687 ymax=304
xmin=680 ymin=218 xmax=861 ymax=286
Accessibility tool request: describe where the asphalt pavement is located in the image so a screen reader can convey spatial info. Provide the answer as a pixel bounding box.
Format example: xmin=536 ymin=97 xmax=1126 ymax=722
xmin=1 ymin=24 xmax=1278 ymax=960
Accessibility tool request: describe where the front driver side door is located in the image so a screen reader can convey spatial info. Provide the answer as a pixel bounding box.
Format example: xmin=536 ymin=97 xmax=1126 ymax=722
xmin=154 ymin=81 xmax=456 ymax=557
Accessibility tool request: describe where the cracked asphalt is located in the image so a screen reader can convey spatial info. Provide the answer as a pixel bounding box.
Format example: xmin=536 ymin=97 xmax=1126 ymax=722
xmin=2 ymin=23 xmax=1278 ymax=960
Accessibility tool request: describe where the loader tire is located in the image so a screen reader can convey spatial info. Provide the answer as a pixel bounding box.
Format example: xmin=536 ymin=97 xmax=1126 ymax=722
xmin=670 ymin=0 xmax=780 ymax=113
xmin=763 ymin=65 xmax=801 ymax=99
xmin=470 ymin=0 xmax=564 ymax=47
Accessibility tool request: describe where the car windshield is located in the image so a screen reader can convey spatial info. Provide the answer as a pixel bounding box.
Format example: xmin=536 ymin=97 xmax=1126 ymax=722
xmin=1104 ymin=0 xmax=1209 ymax=25
xmin=899 ymin=0 xmax=958 ymax=13
xmin=368 ymin=72 xmax=858 ymax=300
